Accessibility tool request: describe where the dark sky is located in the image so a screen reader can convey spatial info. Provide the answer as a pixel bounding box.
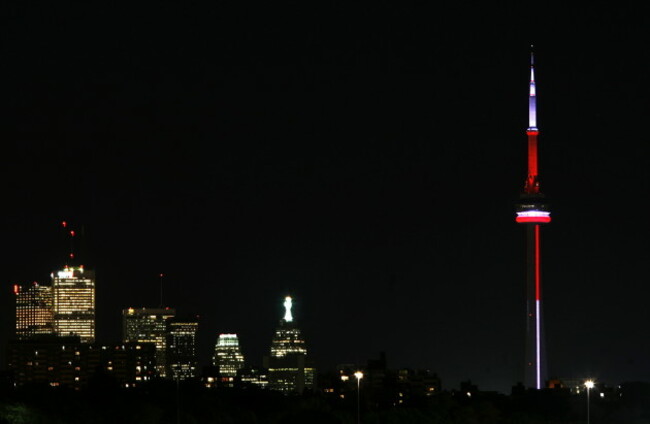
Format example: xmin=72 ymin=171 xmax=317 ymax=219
xmin=2 ymin=3 xmax=649 ymax=393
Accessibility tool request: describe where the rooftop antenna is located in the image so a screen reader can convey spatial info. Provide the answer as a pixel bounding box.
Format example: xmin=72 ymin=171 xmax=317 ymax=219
xmin=159 ymin=273 xmax=165 ymax=308
xmin=61 ymin=221 xmax=75 ymax=267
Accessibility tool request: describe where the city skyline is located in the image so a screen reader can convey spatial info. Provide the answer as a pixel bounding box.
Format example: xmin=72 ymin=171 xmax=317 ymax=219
xmin=2 ymin=3 xmax=650 ymax=394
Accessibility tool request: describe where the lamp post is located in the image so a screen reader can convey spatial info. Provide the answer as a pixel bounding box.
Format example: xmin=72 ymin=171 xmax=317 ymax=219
xmin=354 ymin=371 xmax=364 ymax=424
xmin=585 ymin=380 xmax=595 ymax=424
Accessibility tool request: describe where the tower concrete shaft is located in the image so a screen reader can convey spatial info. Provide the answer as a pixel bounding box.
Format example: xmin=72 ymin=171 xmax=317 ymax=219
xmin=524 ymin=224 xmax=545 ymax=389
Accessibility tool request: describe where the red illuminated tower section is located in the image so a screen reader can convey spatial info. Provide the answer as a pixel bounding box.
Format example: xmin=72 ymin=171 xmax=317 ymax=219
xmin=516 ymin=50 xmax=550 ymax=390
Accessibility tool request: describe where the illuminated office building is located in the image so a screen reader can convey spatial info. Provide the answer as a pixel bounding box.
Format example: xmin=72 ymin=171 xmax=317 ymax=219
xmin=265 ymin=296 xmax=315 ymax=393
xmin=52 ymin=266 xmax=95 ymax=343
xmin=123 ymin=307 xmax=176 ymax=378
xmin=14 ymin=282 xmax=53 ymax=339
xmin=212 ymin=333 xmax=245 ymax=387
xmin=166 ymin=318 xmax=199 ymax=380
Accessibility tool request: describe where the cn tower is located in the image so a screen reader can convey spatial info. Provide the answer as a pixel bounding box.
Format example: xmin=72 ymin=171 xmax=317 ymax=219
xmin=515 ymin=48 xmax=551 ymax=390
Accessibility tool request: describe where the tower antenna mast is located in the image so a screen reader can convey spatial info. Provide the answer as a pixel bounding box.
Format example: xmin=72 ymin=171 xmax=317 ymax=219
xmin=61 ymin=221 xmax=76 ymax=267
xmin=159 ymin=273 xmax=165 ymax=308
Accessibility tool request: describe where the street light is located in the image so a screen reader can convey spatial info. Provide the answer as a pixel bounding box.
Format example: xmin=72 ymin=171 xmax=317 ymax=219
xmin=354 ymin=371 xmax=364 ymax=424
xmin=585 ymin=380 xmax=595 ymax=424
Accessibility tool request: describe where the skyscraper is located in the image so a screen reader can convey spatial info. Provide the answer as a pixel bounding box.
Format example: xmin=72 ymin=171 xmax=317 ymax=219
xmin=123 ymin=307 xmax=176 ymax=378
xmin=166 ymin=317 xmax=199 ymax=381
xmin=270 ymin=296 xmax=307 ymax=358
xmin=265 ymin=296 xmax=315 ymax=393
xmin=515 ymin=49 xmax=551 ymax=389
xmin=14 ymin=282 xmax=53 ymax=339
xmin=52 ymin=266 xmax=95 ymax=343
xmin=212 ymin=333 xmax=245 ymax=387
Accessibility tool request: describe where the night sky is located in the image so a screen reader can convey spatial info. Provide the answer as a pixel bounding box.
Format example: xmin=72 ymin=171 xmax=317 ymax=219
xmin=2 ymin=3 xmax=649 ymax=393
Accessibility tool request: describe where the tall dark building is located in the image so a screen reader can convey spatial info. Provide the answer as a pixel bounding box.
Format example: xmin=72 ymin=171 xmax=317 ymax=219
xmin=264 ymin=296 xmax=315 ymax=393
xmin=166 ymin=317 xmax=199 ymax=381
xmin=515 ymin=49 xmax=551 ymax=389
xmin=123 ymin=307 xmax=176 ymax=378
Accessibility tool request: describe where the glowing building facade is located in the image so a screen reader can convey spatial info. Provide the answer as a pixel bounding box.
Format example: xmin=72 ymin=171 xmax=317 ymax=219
xmin=212 ymin=333 xmax=245 ymax=387
xmin=265 ymin=296 xmax=315 ymax=393
xmin=166 ymin=318 xmax=199 ymax=380
xmin=14 ymin=282 xmax=54 ymax=339
xmin=123 ymin=307 xmax=176 ymax=378
xmin=52 ymin=267 xmax=95 ymax=343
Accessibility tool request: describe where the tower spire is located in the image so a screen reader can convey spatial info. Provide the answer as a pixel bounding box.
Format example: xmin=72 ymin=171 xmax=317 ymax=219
xmin=524 ymin=45 xmax=541 ymax=195
xmin=528 ymin=46 xmax=537 ymax=131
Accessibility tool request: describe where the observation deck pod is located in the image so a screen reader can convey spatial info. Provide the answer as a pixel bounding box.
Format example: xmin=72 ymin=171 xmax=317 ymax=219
xmin=516 ymin=194 xmax=551 ymax=224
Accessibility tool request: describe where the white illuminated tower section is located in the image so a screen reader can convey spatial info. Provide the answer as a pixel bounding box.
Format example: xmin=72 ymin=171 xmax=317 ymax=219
xmin=52 ymin=266 xmax=95 ymax=343
xmin=283 ymin=296 xmax=293 ymax=322
xmin=516 ymin=50 xmax=551 ymax=389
